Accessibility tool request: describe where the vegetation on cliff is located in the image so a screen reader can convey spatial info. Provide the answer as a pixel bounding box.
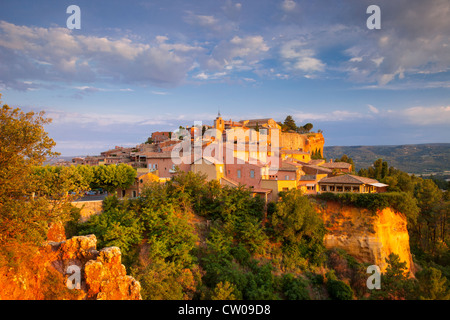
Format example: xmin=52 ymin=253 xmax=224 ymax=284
xmin=0 ymin=98 xmax=448 ymax=300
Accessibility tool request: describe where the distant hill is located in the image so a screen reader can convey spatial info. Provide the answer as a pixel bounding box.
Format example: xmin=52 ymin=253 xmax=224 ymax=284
xmin=324 ymin=143 xmax=450 ymax=175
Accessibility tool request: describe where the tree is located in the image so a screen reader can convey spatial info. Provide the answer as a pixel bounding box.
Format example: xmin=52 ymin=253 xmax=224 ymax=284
xmin=270 ymin=189 xmax=325 ymax=265
xmin=370 ymin=253 xmax=416 ymax=300
xmin=211 ymin=281 xmax=237 ymax=300
xmin=92 ymin=163 xmax=136 ymax=194
xmin=416 ymin=267 xmax=450 ymax=300
xmin=145 ymin=137 xmax=154 ymax=144
xmin=283 ymin=115 xmax=297 ymax=131
xmin=0 ymin=98 xmax=71 ymax=246
xmin=302 ymin=123 xmax=313 ymax=133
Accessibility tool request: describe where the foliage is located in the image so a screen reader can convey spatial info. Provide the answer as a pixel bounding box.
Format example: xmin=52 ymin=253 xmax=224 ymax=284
xmin=91 ymin=163 xmax=136 ymax=193
xmin=282 ymin=115 xmax=297 ymax=131
xmin=315 ymin=192 xmax=419 ymax=224
xmin=415 ymin=266 xmax=450 ymax=300
xmin=282 ymin=273 xmax=310 ymax=300
xmin=211 ymin=281 xmax=237 ymax=300
xmin=0 ymin=99 xmax=72 ymax=246
xmin=370 ymin=253 xmax=416 ymax=300
xmin=77 ymin=196 xmax=144 ymax=262
xmin=327 ymin=279 xmax=354 ymax=300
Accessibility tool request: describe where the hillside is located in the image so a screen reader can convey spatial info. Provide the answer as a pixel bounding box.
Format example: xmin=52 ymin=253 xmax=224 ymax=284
xmin=324 ymin=143 xmax=450 ymax=175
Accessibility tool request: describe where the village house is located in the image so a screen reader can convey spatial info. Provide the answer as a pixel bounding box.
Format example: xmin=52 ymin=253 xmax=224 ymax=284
xmin=151 ymin=131 xmax=171 ymax=144
xmin=319 ymin=159 xmax=352 ymax=173
xmin=318 ymin=174 xmax=388 ymax=194
xmin=116 ymin=171 xmax=159 ymax=199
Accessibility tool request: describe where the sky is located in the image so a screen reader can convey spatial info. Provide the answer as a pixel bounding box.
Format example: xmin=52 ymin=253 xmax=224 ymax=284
xmin=0 ymin=0 xmax=449 ymax=156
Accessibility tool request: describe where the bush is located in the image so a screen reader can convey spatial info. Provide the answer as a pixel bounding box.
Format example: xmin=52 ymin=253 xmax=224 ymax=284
xmin=327 ymin=279 xmax=354 ymax=300
xmin=282 ymin=274 xmax=310 ymax=300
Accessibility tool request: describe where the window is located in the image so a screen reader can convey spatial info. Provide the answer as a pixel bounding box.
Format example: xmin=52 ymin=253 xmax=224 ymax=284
xmin=250 ymin=169 xmax=255 ymax=178
xmin=344 ymin=186 xmax=351 ymax=192
xmin=285 ymin=175 xmax=289 ymax=180
xmin=219 ymin=166 xmax=223 ymax=173
xmin=237 ymin=169 xmax=241 ymax=178
xmin=336 ymin=186 xmax=343 ymax=192
xmin=132 ymin=190 xmax=137 ymax=198
xmin=282 ymin=187 xmax=289 ymax=192
xmin=321 ymin=186 xmax=327 ymax=192
xmin=122 ymin=190 xmax=126 ymax=198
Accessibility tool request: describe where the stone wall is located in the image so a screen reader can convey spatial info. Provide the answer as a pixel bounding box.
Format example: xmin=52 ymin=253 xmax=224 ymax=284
xmin=72 ymin=200 xmax=103 ymax=222
xmin=279 ymin=132 xmax=325 ymax=154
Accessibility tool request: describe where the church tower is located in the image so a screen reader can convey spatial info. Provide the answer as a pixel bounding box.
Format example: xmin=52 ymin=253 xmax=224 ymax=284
xmin=214 ymin=110 xmax=225 ymax=132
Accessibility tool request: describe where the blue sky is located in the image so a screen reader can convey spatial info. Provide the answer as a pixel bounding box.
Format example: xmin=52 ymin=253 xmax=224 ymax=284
xmin=0 ymin=0 xmax=449 ymax=156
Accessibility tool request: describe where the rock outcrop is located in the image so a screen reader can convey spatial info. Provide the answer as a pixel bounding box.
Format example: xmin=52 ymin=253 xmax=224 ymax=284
xmin=48 ymin=235 xmax=141 ymax=300
xmin=0 ymin=233 xmax=141 ymax=300
xmin=317 ymin=200 xmax=413 ymax=274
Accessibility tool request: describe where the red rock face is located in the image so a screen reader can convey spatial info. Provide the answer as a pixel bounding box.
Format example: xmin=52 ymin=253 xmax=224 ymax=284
xmin=0 ymin=234 xmax=141 ymax=300
xmin=49 ymin=235 xmax=142 ymax=300
xmin=316 ymin=201 xmax=414 ymax=274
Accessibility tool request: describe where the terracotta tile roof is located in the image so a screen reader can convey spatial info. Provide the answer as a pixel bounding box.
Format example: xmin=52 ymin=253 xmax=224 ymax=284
xmin=320 ymin=162 xmax=352 ymax=169
xmin=318 ymin=174 xmax=379 ymax=185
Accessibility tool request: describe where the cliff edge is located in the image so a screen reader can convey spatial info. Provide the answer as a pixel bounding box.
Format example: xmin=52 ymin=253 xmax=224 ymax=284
xmin=0 ymin=232 xmax=141 ymax=300
xmin=317 ymin=200 xmax=414 ymax=274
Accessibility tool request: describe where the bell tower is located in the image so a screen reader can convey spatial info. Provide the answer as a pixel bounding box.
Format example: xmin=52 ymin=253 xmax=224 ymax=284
xmin=214 ymin=109 xmax=225 ymax=132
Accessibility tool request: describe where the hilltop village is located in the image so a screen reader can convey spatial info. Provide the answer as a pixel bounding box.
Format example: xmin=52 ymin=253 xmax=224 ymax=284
xmin=64 ymin=115 xmax=387 ymax=202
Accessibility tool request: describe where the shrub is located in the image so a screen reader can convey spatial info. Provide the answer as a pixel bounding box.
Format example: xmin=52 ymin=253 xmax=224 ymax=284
xmin=327 ymin=279 xmax=354 ymax=300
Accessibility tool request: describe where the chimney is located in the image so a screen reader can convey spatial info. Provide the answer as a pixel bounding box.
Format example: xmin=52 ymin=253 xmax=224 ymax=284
xmin=330 ymin=159 xmax=333 ymax=163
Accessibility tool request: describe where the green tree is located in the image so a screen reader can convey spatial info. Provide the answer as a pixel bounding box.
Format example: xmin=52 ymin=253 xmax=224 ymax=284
xmin=0 ymin=99 xmax=72 ymax=246
xmin=327 ymin=279 xmax=354 ymax=300
xmin=283 ymin=115 xmax=297 ymax=131
xmin=282 ymin=273 xmax=310 ymax=300
xmin=270 ymin=189 xmax=326 ymax=265
xmin=92 ymin=163 xmax=136 ymax=194
xmin=371 ymin=253 xmax=415 ymax=300
xmin=416 ymin=267 xmax=450 ymax=300
xmin=302 ymin=123 xmax=313 ymax=133
xmin=211 ymin=281 xmax=237 ymax=300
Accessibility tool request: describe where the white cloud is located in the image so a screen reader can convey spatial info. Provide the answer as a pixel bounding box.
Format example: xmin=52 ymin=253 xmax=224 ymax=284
xmin=400 ymin=106 xmax=450 ymax=125
xmin=0 ymin=21 xmax=199 ymax=89
xmin=282 ymin=0 xmax=297 ymax=12
xmin=280 ymin=40 xmax=325 ymax=73
xmin=368 ymin=104 xmax=379 ymax=114
xmin=292 ymin=110 xmax=365 ymax=122
xmin=204 ymin=35 xmax=269 ymax=72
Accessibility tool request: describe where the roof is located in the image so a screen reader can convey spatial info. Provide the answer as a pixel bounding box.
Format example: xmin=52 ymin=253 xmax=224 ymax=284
xmin=318 ymin=174 xmax=380 ymax=185
xmin=141 ymin=152 xmax=173 ymax=159
xmin=220 ymin=177 xmax=239 ymax=187
xmin=280 ymin=149 xmax=309 ymax=155
xmin=240 ymin=118 xmax=273 ymax=125
xmin=302 ymin=164 xmax=333 ymax=173
xmin=308 ymin=159 xmax=326 ymax=166
xmin=320 ymin=162 xmax=352 ymax=169
xmin=300 ymin=174 xmax=318 ymax=181
xmin=252 ymin=188 xmax=273 ymax=194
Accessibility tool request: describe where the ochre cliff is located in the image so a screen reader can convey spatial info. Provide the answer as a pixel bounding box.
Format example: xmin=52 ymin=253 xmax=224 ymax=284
xmin=0 ymin=231 xmax=141 ymax=300
xmin=280 ymin=132 xmax=325 ymax=154
xmin=316 ymin=201 xmax=413 ymax=274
